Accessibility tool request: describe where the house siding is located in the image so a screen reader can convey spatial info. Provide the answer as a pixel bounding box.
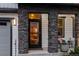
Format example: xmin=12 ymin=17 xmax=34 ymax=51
xmin=18 ymin=4 xmax=79 ymax=54
xmin=0 ymin=3 xmax=18 ymax=13
xmin=0 ymin=3 xmax=18 ymax=9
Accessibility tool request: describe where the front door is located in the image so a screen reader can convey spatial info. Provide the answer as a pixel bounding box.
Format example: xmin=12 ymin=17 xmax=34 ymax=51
xmin=58 ymin=14 xmax=75 ymax=47
xmin=28 ymin=13 xmax=42 ymax=49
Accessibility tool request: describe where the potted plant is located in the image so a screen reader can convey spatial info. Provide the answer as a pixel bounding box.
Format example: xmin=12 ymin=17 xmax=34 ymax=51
xmin=60 ymin=40 xmax=69 ymax=52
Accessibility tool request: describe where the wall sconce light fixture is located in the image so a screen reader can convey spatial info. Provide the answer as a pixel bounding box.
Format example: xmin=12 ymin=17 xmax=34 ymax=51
xmin=12 ymin=18 xmax=17 ymax=26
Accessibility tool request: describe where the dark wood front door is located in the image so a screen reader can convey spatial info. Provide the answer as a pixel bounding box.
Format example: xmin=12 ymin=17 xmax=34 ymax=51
xmin=29 ymin=19 xmax=42 ymax=49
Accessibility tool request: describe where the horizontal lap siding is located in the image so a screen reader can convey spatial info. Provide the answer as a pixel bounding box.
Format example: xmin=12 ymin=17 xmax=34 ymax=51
xmin=0 ymin=3 xmax=18 ymax=8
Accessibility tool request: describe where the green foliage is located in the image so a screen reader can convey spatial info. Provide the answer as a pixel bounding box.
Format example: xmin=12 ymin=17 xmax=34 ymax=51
xmin=69 ymin=47 xmax=79 ymax=56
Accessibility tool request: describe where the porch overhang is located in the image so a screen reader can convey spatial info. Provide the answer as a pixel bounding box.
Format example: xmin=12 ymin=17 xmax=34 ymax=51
xmin=0 ymin=8 xmax=18 ymax=13
xmin=18 ymin=3 xmax=79 ymax=9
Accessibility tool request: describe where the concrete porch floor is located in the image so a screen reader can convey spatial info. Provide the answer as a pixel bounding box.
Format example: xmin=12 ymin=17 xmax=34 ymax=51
xmin=18 ymin=50 xmax=65 ymax=56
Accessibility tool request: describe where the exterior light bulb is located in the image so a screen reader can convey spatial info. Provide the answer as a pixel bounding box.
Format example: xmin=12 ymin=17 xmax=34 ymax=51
xmin=31 ymin=14 xmax=34 ymax=17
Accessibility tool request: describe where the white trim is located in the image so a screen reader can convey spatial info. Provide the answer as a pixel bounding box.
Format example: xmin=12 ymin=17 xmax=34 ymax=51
xmin=41 ymin=14 xmax=48 ymax=51
xmin=58 ymin=14 xmax=75 ymax=18
xmin=0 ymin=13 xmax=18 ymax=56
xmin=58 ymin=14 xmax=75 ymax=48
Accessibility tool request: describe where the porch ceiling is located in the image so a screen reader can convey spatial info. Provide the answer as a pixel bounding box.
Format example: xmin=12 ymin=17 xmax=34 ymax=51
xmin=19 ymin=3 xmax=79 ymax=9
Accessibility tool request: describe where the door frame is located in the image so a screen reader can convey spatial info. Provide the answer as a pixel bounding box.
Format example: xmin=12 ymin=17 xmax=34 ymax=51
xmin=28 ymin=12 xmax=49 ymax=51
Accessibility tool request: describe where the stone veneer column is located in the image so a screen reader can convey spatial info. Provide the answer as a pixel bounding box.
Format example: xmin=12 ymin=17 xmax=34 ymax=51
xmin=48 ymin=9 xmax=58 ymax=53
xmin=18 ymin=9 xmax=28 ymax=54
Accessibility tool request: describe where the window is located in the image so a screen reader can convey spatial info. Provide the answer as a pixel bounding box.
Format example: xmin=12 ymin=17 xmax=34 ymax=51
xmin=28 ymin=13 xmax=41 ymax=20
xmin=0 ymin=22 xmax=7 ymax=26
xmin=58 ymin=17 xmax=65 ymax=37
